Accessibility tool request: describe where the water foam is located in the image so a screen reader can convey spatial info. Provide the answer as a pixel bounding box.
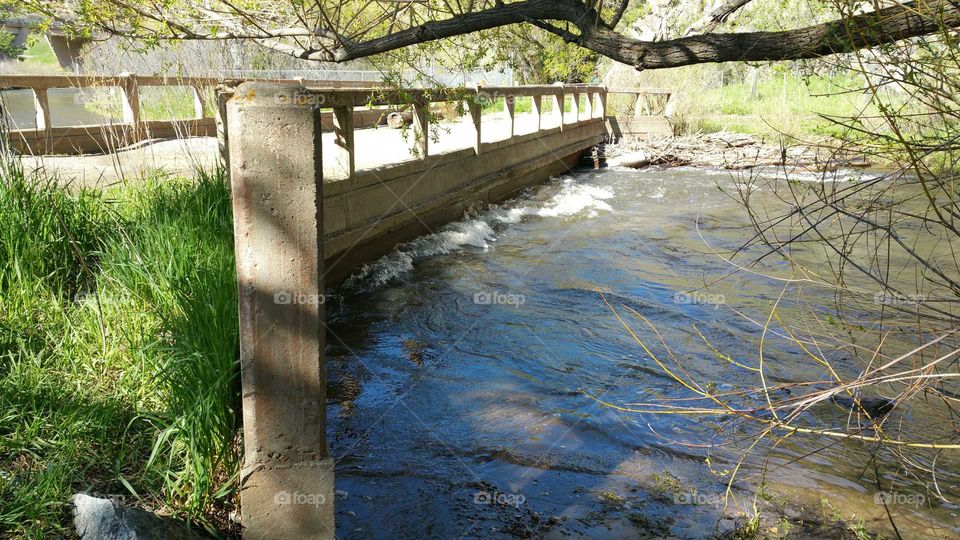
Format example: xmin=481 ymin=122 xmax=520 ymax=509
xmin=344 ymin=176 xmax=615 ymax=289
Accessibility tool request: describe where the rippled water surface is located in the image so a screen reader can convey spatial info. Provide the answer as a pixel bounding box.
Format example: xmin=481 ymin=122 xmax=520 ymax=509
xmin=326 ymin=166 xmax=960 ymax=539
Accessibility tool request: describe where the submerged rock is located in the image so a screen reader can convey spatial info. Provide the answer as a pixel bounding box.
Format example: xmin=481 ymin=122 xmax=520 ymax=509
xmin=831 ymin=394 xmax=897 ymax=417
xmin=72 ymin=494 xmax=208 ymax=540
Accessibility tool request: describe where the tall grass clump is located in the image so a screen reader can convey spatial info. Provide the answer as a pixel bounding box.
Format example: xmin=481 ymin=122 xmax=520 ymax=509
xmin=0 ymin=158 xmax=240 ymax=537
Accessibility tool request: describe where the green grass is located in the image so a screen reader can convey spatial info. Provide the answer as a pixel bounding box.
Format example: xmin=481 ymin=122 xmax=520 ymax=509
xmin=679 ymin=73 xmax=877 ymax=139
xmin=0 ymin=159 xmax=239 ymax=537
xmin=19 ymin=39 xmax=61 ymax=72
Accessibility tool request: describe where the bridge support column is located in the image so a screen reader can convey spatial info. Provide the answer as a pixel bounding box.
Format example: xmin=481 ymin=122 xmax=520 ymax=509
xmin=227 ymin=82 xmax=334 ymax=540
xmin=45 ymin=35 xmax=90 ymax=71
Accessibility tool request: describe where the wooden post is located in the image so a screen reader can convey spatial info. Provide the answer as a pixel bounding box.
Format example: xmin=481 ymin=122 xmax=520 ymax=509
xmin=332 ymin=106 xmax=355 ymax=177
xmin=505 ymin=95 xmax=515 ymax=138
xmin=468 ymin=95 xmax=482 ymax=155
xmin=227 ymin=82 xmax=334 ymax=539
xmin=533 ymin=95 xmax=542 ymax=132
xmin=412 ymin=100 xmax=429 ymax=158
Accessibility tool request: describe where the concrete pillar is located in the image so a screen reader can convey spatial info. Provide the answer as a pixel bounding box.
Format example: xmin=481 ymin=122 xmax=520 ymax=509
xmin=45 ymin=34 xmax=89 ymax=71
xmin=571 ymin=92 xmax=580 ymax=123
xmin=226 ymin=82 xmax=334 ymax=540
xmin=467 ymin=98 xmax=482 ymax=155
xmin=505 ymin=95 xmax=515 ymax=138
xmin=581 ymin=92 xmax=591 ymax=120
xmin=596 ymin=90 xmax=607 ymax=119
xmin=332 ymin=106 xmax=355 ymax=177
xmin=12 ymin=27 xmax=30 ymax=52
xmin=412 ymin=100 xmax=428 ymax=158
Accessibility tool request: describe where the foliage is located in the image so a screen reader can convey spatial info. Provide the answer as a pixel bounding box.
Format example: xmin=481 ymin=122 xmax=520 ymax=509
xmin=0 ymin=160 xmax=239 ymax=537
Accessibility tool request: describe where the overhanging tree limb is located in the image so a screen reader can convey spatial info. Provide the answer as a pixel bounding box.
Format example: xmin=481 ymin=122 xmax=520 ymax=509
xmin=24 ymin=0 xmax=960 ymax=70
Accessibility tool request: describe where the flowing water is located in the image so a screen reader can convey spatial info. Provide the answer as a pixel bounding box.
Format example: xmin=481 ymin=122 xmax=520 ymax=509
xmin=326 ymin=166 xmax=960 ymax=539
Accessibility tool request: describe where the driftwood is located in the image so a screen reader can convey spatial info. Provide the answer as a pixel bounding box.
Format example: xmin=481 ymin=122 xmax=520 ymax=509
xmin=603 ymin=133 xmax=871 ymax=171
xmin=387 ymin=111 xmax=413 ymax=129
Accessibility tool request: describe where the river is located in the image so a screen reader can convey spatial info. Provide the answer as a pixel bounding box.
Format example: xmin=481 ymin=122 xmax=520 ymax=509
xmin=326 ymin=165 xmax=960 ymax=539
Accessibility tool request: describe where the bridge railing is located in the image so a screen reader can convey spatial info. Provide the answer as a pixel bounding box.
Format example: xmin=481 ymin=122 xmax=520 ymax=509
xmin=605 ymin=87 xmax=674 ymax=139
xmin=284 ymin=83 xmax=607 ymax=178
xmin=0 ymin=73 xmax=384 ymax=155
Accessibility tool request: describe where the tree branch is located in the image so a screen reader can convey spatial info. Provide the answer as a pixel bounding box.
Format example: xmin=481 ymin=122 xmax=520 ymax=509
xmin=684 ymin=0 xmax=755 ymax=36
xmin=30 ymin=0 xmax=960 ymax=72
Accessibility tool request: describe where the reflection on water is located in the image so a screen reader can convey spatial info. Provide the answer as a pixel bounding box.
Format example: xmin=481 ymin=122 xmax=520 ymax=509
xmin=327 ymin=166 xmax=960 ymax=538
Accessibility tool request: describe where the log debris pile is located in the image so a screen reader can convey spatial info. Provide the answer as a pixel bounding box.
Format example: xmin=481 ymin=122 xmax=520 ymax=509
xmin=601 ymin=133 xmax=871 ymax=171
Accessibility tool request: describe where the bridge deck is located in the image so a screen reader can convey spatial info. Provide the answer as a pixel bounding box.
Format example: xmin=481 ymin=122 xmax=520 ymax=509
xmin=19 ymin=110 xmax=572 ymax=188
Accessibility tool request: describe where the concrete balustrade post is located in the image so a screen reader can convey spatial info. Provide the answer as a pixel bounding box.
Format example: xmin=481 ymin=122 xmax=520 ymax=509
xmin=121 ymin=73 xmax=141 ymax=142
xmin=582 ymin=91 xmax=592 ymax=120
xmin=215 ymin=89 xmax=231 ymax=169
xmin=597 ymin=90 xmax=607 ymax=119
xmin=553 ymin=93 xmax=563 ymax=131
xmin=191 ymin=85 xmax=207 ymax=119
xmin=572 ymin=92 xmax=580 ymax=123
xmin=33 ymin=87 xmax=51 ymax=133
xmin=412 ymin=100 xmax=429 ymax=158
xmin=468 ymin=94 xmax=482 ymax=155
xmin=226 ymin=82 xmax=334 ymax=540
xmin=505 ymin=95 xmax=515 ymax=138
xmin=533 ymin=95 xmax=542 ymax=132
xmin=332 ymin=105 xmax=355 ymax=177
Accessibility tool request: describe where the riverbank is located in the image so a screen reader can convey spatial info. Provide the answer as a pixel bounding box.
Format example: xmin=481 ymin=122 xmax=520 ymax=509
xmin=603 ymin=132 xmax=871 ymax=172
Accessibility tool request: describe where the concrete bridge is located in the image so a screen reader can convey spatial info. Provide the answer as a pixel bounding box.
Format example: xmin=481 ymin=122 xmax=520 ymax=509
xmin=0 ymin=16 xmax=98 ymax=70
xmin=224 ymin=82 xmax=615 ymax=538
xmin=1 ymin=75 xmax=671 ymax=538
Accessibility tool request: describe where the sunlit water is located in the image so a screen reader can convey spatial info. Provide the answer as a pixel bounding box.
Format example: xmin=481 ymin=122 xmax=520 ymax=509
xmin=326 ymin=166 xmax=960 ymax=539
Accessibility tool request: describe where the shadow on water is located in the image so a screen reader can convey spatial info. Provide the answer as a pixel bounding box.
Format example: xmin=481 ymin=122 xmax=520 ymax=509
xmin=324 ymin=167 xmax=960 ymax=539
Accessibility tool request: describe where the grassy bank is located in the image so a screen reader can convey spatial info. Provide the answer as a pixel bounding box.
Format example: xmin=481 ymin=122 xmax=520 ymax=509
xmin=0 ymin=159 xmax=240 ymax=537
